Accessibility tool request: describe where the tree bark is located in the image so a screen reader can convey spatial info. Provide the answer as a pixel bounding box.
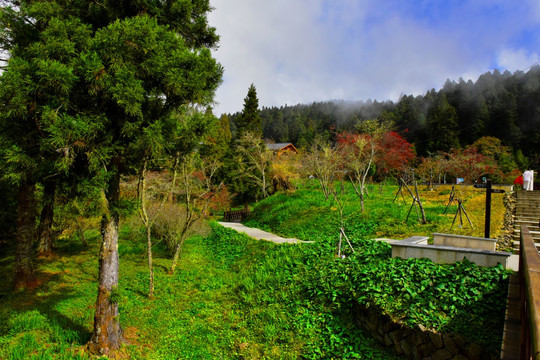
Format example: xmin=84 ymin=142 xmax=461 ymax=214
xmin=13 ymin=182 xmax=37 ymax=291
xmin=37 ymin=180 xmax=56 ymax=257
xmin=88 ymin=173 xmax=123 ymax=354
xmin=169 ymin=233 xmax=187 ymax=275
xmin=146 ymin=225 xmax=154 ymax=298
xmin=137 ymin=158 xmax=155 ymax=299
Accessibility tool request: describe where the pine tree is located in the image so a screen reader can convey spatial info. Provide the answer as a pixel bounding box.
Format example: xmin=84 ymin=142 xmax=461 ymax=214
xmin=425 ymin=93 xmax=460 ymax=153
xmin=0 ymin=0 xmax=222 ymax=354
xmin=235 ymin=84 xmax=262 ymax=137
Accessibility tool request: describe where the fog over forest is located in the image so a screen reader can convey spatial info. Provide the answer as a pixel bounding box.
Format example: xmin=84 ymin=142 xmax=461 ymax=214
xmin=228 ymin=67 xmax=540 ymax=162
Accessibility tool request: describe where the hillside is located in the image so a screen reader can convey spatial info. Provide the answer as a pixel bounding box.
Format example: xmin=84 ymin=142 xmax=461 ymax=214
xmin=228 ymin=67 xmax=540 ymax=163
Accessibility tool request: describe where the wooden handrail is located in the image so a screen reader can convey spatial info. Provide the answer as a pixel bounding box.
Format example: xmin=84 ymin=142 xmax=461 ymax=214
xmin=223 ymin=209 xmax=250 ymax=222
xmin=519 ymin=225 xmax=540 ymax=359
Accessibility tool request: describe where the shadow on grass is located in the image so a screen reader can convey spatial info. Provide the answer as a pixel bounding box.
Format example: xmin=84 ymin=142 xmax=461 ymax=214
xmin=439 ymin=279 xmax=509 ymax=354
xmin=0 ymin=236 xmax=97 ymax=346
xmin=36 ymin=282 xmax=93 ymax=344
xmin=0 ymin=270 xmax=92 ymax=345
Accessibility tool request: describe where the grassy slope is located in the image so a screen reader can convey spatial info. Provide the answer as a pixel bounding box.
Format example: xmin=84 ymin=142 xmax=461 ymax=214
xmin=244 ymin=180 xmax=509 ymax=242
xmin=0 ymin=220 xmax=399 ymax=359
xmin=0 ymin=180 xmax=510 ymax=359
xmin=243 ymin=180 xmax=511 ymax=353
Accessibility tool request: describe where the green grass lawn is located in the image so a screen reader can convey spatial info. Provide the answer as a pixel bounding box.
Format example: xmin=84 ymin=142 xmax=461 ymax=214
xmin=244 ymin=179 xmax=508 ymax=242
xmin=0 ymin=222 xmax=400 ymax=359
xmin=0 ymin=180 xmax=511 ymax=359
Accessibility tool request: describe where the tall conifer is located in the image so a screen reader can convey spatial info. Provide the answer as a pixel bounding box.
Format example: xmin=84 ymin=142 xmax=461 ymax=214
xmin=235 ymin=84 xmax=262 ymax=137
xmin=0 ymin=0 xmax=222 ymax=354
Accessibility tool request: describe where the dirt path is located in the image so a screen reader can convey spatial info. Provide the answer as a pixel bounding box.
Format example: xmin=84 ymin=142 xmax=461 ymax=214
xmin=218 ymin=222 xmax=313 ymax=244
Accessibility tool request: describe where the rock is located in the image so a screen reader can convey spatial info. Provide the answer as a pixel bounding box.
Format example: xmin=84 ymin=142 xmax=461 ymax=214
xmin=414 ymin=328 xmax=425 ymax=346
xmin=377 ymin=318 xmax=385 ymax=335
xmin=389 ymin=329 xmax=403 ymax=345
xmin=402 ymin=332 xmax=412 ymax=345
xmin=443 ymin=334 xmax=460 ymax=355
xmin=428 ymin=330 xmax=444 ymax=349
xmin=384 ymin=333 xmax=393 ymax=347
xmin=394 ymin=341 xmax=405 ymax=356
xmin=452 ymin=334 xmax=467 ymax=351
xmin=416 ymin=342 xmax=435 ymax=358
xmin=367 ymin=319 xmax=377 ymax=332
xmin=412 ymin=346 xmax=419 ymax=360
xmin=463 ymin=342 xmax=482 ymax=359
xmin=401 ymin=338 xmax=413 ymax=359
xmin=431 ymin=349 xmax=453 ymax=360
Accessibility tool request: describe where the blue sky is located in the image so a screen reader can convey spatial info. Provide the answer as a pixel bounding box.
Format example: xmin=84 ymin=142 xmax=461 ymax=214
xmin=208 ymin=0 xmax=540 ymax=115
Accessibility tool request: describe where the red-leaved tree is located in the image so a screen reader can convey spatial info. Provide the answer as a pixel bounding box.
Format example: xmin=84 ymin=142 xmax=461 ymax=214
xmin=375 ymin=131 xmax=415 ymax=181
xmin=446 ymin=147 xmax=500 ymax=183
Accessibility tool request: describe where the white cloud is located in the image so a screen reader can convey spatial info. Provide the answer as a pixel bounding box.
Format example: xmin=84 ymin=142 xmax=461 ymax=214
xmin=208 ymin=0 xmax=372 ymax=113
xmin=208 ymin=0 xmax=540 ymax=115
xmin=496 ymin=48 xmax=540 ymax=72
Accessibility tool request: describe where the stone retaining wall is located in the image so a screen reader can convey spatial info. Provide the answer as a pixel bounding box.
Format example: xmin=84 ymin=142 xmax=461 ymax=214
xmin=354 ymin=304 xmax=498 ymax=360
xmin=497 ymin=191 xmax=516 ymax=251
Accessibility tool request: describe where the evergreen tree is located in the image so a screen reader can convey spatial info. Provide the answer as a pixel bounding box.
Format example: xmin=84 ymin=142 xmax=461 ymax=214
xmin=425 ymin=93 xmax=460 ymax=153
xmin=0 ymin=0 xmax=222 ymax=354
xmin=0 ymin=2 xmax=93 ymax=290
xmin=235 ymin=83 xmax=262 ymax=137
xmin=219 ymin=114 xmax=232 ymax=144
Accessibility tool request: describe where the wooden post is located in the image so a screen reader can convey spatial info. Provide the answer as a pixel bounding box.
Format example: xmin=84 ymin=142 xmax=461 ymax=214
xmin=485 ymin=179 xmax=492 ymax=239
xmin=474 ymin=179 xmax=504 ymax=238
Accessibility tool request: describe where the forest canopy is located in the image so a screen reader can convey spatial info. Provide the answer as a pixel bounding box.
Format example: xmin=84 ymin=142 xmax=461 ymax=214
xmin=227 ymin=67 xmax=540 ymax=166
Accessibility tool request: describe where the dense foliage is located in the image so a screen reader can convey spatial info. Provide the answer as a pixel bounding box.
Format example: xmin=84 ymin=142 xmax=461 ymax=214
xmin=229 ymin=67 xmax=540 ymax=163
xmin=244 ymin=181 xmax=511 ymax=353
xmin=0 ymin=221 xmax=400 ymax=359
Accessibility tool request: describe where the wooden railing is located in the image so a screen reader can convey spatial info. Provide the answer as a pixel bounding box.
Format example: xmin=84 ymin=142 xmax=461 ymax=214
xmin=223 ymin=209 xmax=250 ymax=222
xmin=519 ymin=225 xmax=540 ymax=359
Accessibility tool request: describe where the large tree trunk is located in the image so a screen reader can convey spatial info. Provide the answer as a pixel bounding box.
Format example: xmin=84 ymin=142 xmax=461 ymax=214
xmin=13 ymin=182 xmax=37 ymax=291
xmin=37 ymin=180 xmax=56 ymax=257
xmin=88 ymin=174 xmax=123 ymax=355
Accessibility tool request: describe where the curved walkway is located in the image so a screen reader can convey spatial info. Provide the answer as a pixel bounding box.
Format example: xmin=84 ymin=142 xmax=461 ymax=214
xmin=218 ymin=222 xmax=313 ymax=244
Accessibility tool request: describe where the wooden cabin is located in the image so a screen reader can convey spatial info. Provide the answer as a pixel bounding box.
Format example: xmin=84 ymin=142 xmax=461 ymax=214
xmin=266 ymin=143 xmax=298 ymax=156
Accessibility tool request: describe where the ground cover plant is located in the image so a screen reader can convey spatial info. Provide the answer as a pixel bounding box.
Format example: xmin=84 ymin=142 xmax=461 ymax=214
xmin=0 ymin=221 xmax=400 ymax=359
xmin=244 ymin=179 xmax=511 ymax=354
xmin=0 ymin=179 xmax=510 ymax=358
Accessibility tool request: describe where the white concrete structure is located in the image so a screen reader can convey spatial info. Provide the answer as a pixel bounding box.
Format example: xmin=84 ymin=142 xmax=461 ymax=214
xmin=432 ymin=233 xmax=497 ymax=251
xmin=390 ymin=235 xmax=512 ymax=268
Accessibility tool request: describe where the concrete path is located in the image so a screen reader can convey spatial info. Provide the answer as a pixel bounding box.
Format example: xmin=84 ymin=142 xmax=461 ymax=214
xmin=218 ymin=222 xmax=313 ymax=244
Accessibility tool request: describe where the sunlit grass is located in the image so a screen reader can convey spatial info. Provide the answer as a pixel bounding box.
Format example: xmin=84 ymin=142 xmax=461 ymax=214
xmin=245 ymin=180 xmax=509 ymax=242
xmin=0 ymin=179 xmax=510 ymax=359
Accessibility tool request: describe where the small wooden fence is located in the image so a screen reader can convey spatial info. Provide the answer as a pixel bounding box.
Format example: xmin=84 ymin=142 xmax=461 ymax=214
xmin=223 ymin=209 xmax=250 ymax=222
xmin=519 ymin=225 xmax=540 ymax=359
